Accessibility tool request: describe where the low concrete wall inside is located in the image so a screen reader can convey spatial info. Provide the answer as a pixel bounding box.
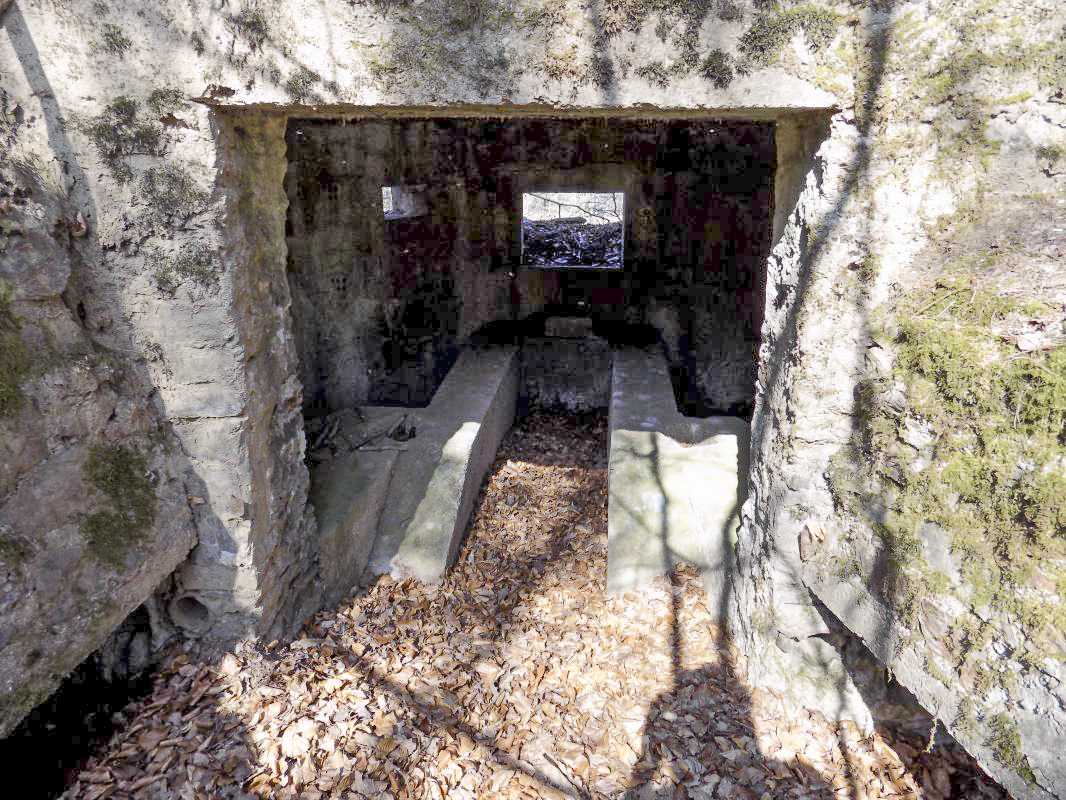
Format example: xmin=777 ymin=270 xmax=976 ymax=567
xmin=306 ymin=408 xmax=404 ymax=609
xmin=368 ymin=346 xmax=519 ymax=584
xmin=520 ymin=317 xmax=610 ymax=413
xmin=607 ymin=348 xmax=750 ymax=599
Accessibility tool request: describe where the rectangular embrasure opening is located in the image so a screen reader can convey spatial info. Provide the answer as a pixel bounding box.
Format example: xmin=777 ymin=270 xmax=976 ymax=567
xmin=521 ymin=191 xmax=625 ymax=269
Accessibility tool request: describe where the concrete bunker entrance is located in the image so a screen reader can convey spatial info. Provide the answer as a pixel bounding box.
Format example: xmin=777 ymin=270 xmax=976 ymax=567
xmin=285 ymin=115 xmax=774 ymax=418
xmin=282 ymin=112 xmax=780 ymax=592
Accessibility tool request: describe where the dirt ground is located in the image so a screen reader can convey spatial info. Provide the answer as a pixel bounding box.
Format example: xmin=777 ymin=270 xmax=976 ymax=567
xmin=61 ymin=413 xmax=1005 ymax=800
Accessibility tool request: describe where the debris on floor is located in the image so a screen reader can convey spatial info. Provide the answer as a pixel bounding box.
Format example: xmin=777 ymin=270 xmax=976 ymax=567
xmin=62 ymin=414 xmax=1005 ymax=800
xmin=522 ymin=219 xmax=623 ymax=268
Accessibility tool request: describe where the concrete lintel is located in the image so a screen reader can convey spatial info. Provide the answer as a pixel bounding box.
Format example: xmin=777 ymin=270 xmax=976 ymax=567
xmin=212 ymin=103 xmax=837 ymax=124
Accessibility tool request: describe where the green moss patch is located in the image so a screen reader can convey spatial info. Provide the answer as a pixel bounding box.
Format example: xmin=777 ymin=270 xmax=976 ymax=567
xmin=0 ymin=681 xmax=55 ymax=729
xmin=0 ymin=283 xmax=29 ymax=417
xmin=700 ymin=49 xmax=735 ymax=88
xmin=0 ymin=218 xmax=22 ymax=251
xmin=0 ymin=533 xmax=29 ymax=567
xmin=987 ymin=712 xmax=1035 ymax=782
xmin=832 ymin=268 xmax=1066 ymax=662
xmin=739 ymin=5 xmax=839 ymax=66
xmin=600 ymin=0 xmax=713 ymax=38
xmin=146 ymin=87 xmax=186 ymax=116
xmin=80 ymin=445 xmax=157 ymax=569
xmin=284 ymin=65 xmax=323 ymax=102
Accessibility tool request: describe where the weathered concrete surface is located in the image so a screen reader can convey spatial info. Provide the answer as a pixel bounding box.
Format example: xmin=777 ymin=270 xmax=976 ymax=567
xmin=2 ymin=0 xmax=1065 ymax=792
xmin=307 ymin=408 xmax=400 ymax=609
xmin=606 ymin=348 xmax=748 ymax=597
xmin=370 ymin=347 xmax=518 ymax=583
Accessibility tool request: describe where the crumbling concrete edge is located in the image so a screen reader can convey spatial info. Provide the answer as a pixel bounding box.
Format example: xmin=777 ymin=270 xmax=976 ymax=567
xmin=805 ymin=570 xmax=1059 ymax=800
xmin=390 ymin=348 xmax=518 ymax=583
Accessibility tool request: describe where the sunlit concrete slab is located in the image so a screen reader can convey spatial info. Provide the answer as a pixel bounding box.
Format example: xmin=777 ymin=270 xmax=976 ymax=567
xmin=368 ymin=347 xmax=518 ymax=584
xmin=607 ymin=349 xmax=749 ymax=596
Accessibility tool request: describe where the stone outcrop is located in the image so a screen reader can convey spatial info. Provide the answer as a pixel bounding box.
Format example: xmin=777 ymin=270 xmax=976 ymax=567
xmin=0 ymin=103 xmax=196 ymax=735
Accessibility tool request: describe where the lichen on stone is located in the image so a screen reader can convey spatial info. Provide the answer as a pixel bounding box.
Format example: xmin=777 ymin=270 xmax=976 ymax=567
xmin=152 ymin=244 xmax=219 ymax=295
xmin=96 ymin=23 xmax=133 ymax=57
xmin=0 ymin=282 xmax=30 ymax=417
xmin=138 ymin=161 xmax=210 ymax=228
xmin=85 ymin=96 xmax=165 ymax=182
xmin=80 ymin=445 xmax=157 ymax=569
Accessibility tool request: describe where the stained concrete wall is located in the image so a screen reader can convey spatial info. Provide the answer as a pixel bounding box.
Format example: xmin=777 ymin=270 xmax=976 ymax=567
xmin=284 ymin=117 xmax=773 ymax=417
xmin=2 ymin=1 xmax=1064 ymax=795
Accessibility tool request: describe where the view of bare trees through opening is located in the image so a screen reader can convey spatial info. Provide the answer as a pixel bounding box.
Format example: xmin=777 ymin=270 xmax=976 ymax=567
xmin=381 ymin=185 xmax=423 ymax=219
xmin=522 ymin=191 xmax=624 ymax=268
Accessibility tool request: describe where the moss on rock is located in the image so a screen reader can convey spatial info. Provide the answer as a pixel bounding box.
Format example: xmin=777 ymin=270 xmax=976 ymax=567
xmin=739 ymin=4 xmax=839 ymax=66
xmin=700 ymin=49 xmax=735 ymax=88
xmin=0 ymin=533 xmax=29 ymax=567
xmin=987 ymin=712 xmax=1035 ymax=782
xmin=0 ymin=282 xmax=30 ymax=417
xmin=832 ymin=264 xmax=1066 ymax=663
xmin=80 ymin=445 xmax=157 ymax=569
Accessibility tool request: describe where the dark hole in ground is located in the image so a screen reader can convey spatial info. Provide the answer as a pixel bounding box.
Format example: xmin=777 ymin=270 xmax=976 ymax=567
xmin=0 ymin=606 xmax=159 ymax=800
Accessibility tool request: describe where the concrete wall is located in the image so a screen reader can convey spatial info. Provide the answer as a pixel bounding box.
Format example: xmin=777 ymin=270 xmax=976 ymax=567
xmin=1 ymin=2 xmax=1064 ymax=795
xmin=284 ymin=117 xmax=773 ymax=416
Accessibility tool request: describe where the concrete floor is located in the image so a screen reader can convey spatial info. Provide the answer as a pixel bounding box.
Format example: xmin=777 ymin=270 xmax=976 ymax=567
xmin=310 ymin=344 xmax=747 ymax=602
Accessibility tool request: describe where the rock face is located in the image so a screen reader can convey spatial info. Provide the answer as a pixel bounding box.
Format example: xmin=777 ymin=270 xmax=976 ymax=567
xmin=0 ymin=106 xmax=196 ymax=736
xmin=1 ymin=0 xmax=1064 ymax=795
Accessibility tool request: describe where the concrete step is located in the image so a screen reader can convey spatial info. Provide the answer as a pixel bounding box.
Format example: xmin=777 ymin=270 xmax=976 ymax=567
xmin=308 ymin=407 xmax=404 ymax=607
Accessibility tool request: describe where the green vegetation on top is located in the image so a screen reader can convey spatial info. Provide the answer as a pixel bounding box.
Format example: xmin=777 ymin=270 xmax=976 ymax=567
xmin=739 ymin=4 xmax=839 ymax=64
xmin=833 ymin=265 xmax=1066 ymax=655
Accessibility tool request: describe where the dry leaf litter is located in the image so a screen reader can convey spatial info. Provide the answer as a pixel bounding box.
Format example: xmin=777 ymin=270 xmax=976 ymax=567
xmin=63 ymin=413 xmax=1006 ymax=800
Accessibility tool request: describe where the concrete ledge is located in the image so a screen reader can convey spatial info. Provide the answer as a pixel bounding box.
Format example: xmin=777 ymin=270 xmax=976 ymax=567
xmin=369 ymin=347 xmax=518 ymax=583
xmin=607 ymin=348 xmax=749 ymax=596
